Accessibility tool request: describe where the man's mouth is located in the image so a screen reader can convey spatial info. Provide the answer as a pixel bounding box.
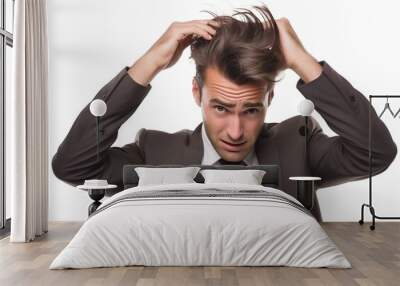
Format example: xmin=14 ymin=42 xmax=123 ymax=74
xmin=221 ymin=139 xmax=246 ymax=151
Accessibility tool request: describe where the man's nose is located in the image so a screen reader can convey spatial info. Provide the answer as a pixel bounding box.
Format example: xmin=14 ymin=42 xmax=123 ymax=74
xmin=227 ymin=116 xmax=244 ymax=141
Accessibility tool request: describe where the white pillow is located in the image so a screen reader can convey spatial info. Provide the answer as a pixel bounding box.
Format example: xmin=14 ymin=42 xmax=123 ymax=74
xmin=135 ymin=167 xmax=201 ymax=186
xmin=200 ymin=169 xmax=266 ymax=185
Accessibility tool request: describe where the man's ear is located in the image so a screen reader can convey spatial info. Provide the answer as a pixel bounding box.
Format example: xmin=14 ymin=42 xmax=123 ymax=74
xmin=192 ymin=77 xmax=201 ymax=107
xmin=267 ymin=89 xmax=274 ymax=107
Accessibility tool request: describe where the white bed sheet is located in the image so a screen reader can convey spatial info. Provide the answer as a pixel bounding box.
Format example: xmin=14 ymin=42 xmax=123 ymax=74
xmin=49 ymin=183 xmax=351 ymax=269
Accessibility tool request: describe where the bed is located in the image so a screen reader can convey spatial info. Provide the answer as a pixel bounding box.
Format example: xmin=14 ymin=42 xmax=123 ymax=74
xmin=49 ymin=164 xmax=351 ymax=269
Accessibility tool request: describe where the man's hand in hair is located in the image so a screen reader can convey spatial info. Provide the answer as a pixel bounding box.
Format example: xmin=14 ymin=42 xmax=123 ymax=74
xmin=128 ymin=20 xmax=220 ymax=86
xmin=275 ymin=18 xmax=322 ymax=83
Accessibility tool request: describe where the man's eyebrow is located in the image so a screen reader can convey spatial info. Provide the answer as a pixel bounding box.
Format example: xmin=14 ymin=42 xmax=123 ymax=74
xmin=243 ymin=102 xmax=264 ymax=108
xmin=209 ymin=98 xmax=236 ymax=108
xmin=209 ymin=98 xmax=264 ymax=108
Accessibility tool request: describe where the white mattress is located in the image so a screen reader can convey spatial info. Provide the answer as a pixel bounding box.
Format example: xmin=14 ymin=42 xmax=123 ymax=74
xmin=49 ymin=183 xmax=351 ymax=269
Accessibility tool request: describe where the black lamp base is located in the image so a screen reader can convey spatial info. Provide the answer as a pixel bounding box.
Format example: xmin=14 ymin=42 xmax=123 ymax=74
xmin=296 ymin=180 xmax=315 ymax=210
xmin=88 ymin=189 xmax=105 ymax=216
xmin=289 ymin=177 xmax=321 ymax=210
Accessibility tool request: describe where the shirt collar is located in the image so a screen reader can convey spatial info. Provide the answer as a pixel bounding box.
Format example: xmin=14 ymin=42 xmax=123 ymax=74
xmin=201 ymin=124 xmax=258 ymax=166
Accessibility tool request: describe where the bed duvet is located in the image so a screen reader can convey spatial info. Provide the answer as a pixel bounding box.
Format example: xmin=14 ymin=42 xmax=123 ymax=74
xmin=49 ymin=183 xmax=351 ymax=269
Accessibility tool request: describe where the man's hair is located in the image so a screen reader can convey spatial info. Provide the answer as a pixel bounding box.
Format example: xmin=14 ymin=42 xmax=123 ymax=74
xmin=190 ymin=5 xmax=285 ymax=105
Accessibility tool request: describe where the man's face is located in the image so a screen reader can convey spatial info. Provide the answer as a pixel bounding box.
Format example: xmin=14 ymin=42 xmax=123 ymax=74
xmin=192 ymin=66 xmax=269 ymax=162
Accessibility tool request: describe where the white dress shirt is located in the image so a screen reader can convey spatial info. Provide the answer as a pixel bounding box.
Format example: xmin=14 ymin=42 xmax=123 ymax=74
xmin=200 ymin=124 xmax=259 ymax=166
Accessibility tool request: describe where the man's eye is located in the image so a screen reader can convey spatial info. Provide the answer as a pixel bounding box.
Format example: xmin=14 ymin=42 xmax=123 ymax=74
xmin=245 ymin=108 xmax=260 ymax=115
xmin=215 ymin=106 xmax=227 ymax=113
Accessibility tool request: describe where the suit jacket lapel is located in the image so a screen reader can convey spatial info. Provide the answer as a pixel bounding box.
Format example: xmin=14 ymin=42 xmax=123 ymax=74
xmin=184 ymin=122 xmax=204 ymax=164
xmin=255 ymin=123 xmax=280 ymax=165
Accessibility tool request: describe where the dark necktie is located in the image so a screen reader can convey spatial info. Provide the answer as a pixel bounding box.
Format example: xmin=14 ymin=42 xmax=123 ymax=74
xmin=217 ymin=158 xmax=247 ymax=166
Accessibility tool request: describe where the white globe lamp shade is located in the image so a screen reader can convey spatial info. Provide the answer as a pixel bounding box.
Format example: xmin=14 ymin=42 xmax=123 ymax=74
xmin=90 ymin=99 xmax=107 ymax=117
xmin=298 ymin=99 xmax=314 ymax=116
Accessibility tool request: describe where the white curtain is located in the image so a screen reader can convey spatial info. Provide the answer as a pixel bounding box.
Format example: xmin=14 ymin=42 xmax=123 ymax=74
xmin=9 ymin=0 xmax=49 ymax=242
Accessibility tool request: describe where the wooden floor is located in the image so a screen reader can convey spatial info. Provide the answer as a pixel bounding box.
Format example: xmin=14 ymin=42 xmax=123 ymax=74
xmin=0 ymin=221 xmax=399 ymax=286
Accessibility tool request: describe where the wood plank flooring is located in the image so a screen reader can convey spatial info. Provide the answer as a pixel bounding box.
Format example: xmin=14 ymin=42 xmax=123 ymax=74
xmin=0 ymin=221 xmax=399 ymax=286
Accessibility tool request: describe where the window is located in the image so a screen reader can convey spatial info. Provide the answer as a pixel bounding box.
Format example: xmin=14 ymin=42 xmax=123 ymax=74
xmin=0 ymin=0 xmax=14 ymax=237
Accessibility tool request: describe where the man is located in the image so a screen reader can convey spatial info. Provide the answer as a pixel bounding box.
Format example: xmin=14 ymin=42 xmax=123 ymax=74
xmin=52 ymin=5 xmax=397 ymax=221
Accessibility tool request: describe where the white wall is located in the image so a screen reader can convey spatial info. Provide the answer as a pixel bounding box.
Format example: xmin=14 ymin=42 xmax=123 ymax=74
xmin=48 ymin=0 xmax=400 ymax=221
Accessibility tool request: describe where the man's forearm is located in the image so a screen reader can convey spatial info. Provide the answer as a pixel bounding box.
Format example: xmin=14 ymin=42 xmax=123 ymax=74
xmin=297 ymin=61 xmax=397 ymax=185
xmin=52 ymin=67 xmax=151 ymax=186
xmin=128 ymin=51 xmax=163 ymax=86
xmin=291 ymin=51 xmax=323 ymax=84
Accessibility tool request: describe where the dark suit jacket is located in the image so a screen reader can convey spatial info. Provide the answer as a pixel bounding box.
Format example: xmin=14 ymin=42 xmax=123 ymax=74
xmin=52 ymin=61 xmax=397 ymax=222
